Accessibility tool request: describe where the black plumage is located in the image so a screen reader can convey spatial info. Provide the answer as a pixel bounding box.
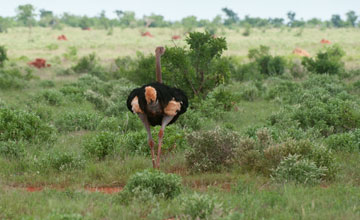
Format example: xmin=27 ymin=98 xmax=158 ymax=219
xmin=126 ymin=82 xmax=188 ymax=126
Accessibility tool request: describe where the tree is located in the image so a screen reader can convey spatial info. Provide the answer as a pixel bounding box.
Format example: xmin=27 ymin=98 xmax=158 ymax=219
xmin=269 ymin=18 xmax=284 ymax=28
xmin=79 ymin=16 xmax=92 ymax=29
xmin=331 ymin=14 xmax=345 ymax=28
xmin=144 ymin=13 xmax=169 ymax=27
xmin=346 ymin=11 xmax=357 ymax=27
xmin=222 ymin=7 xmax=239 ymax=26
xmin=0 ymin=16 xmax=11 ymax=33
xmin=39 ymin=9 xmax=55 ymax=27
xmin=99 ymin=10 xmax=110 ymax=29
xmin=287 ymin=11 xmax=296 ymax=27
xmin=306 ymin=18 xmax=322 ymax=27
xmin=16 ymin=4 xmax=36 ymax=37
xmin=162 ymin=32 xmax=229 ymax=97
xmin=115 ymin=11 xmax=137 ymax=28
xmin=181 ymin=16 xmax=198 ymax=32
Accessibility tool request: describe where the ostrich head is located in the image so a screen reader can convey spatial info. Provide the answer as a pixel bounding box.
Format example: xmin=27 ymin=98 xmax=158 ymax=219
xmin=155 ymin=46 xmax=165 ymax=56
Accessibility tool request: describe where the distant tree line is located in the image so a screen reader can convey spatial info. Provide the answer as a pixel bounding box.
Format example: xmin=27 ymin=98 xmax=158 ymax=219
xmin=0 ymin=4 xmax=359 ymax=33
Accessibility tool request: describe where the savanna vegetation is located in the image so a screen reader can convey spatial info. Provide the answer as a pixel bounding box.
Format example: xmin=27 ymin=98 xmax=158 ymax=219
xmin=1 ymin=5 xmax=360 ymax=219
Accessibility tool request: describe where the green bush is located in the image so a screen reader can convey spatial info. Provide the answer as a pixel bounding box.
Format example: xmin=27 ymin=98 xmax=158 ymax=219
xmin=0 ymin=45 xmax=8 ymax=67
xmin=122 ymin=125 xmax=187 ymax=156
xmin=176 ymin=109 xmax=204 ymax=131
xmin=266 ymin=80 xmax=302 ymax=104
xmin=84 ymin=90 xmax=110 ymax=111
xmin=235 ymin=135 xmax=336 ymax=179
xmin=63 ymin=46 xmax=78 ymax=61
xmin=121 ymin=32 xmax=229 ymax=98
xmin=0 ymin=107 xmax=55 ymax=143
xmin=122 ymin=169 xmax=182 ymax=199
xmin=239 ymin=82 xmax=260 ymax=101
xmin=72 ymin=53 xmax=98 ymax=73
xmin=97 ymin=116 xmax=123 ymax=132
xmin=186 ymin=128 xmax=239 ymax=172
xmin=302 ymin=44 xmax=345 ymax=75
xmin=39 ymin=150 xmax=85 ymax=171
xmin=55 ymin=111 xmax=101 ymax=132
xmin=0 ymin=140 xmax=26 ymax=158
xmin=271 ymin=154 xmax=327 ymax=185
xmin=83 ymin=131 xmax=120 ymax=160
xmin=248 ymin=45 xmax=287 ymax=76
xmin=163 ymin=32 xmax=229 ymax=98
xmin=180 ymin=193 xmax=219 ymax=220
xmin=325 ymin=129 xmax=360 ymax=152
xmin=34 ymin=89 xmax=64 ymax=106
xmin=39 ymin=80 xmax=55 ymax=88
xmin=0 ymin=67 xmax=31 ymax=89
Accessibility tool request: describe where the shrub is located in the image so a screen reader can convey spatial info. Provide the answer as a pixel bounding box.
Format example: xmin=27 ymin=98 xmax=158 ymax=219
xmin=97 ymin=116 xmax=123 ymax=132
xmin=72 ymin=53 xmax=98 ymax=73
xmin=180 ymin=193 xmax=220 ymax=220
xmin=240 ymin=82 xmax=260 ymax=101
xmin=0 ymin=140 xmax=26 ymax=158
xmin=63 ymin=46 xmax=78 ymax=61
xmin=122 ymin=125 xmax=187 ymax=156
xmin=76 ymin=75 xmax=113 ymax=96
xmin=0 ymin=45 xmax=8 ymax=67
xmin=39 ymin=150 xmax=85 ymax=171
xmin=271 ymin=154 xmax=327 ymax=185
xmin=84 ymin=90 xmax=110 ymax=111
xmin=83 ymin=131 xmax=120 ymax=160
xmin=248 ymin=45 xmax=287 ymax=76
xmin=0 ymin=67 xmax=30 ymax=89
xmin=235 ymin=136 xmax=336 ymax=179
xmin=34 ymin=89 xmax=64 ymax=106
xmin=55 ymin=111 xmax=101 ymax=132
xmin=122 ymin=169 xmax=182 ymax=199
xmin=266 ymin=80 xmax=302 ymax=104
xmin=176 ymin=109 xmax=204 ymax=131
xmin=302 ymin=44 xmax=345 ymax=75
xmin=0 ymin=107 xmax=55 ymax=143
xmin=39 ymin=80 xmax=55 ymax=88
xmin=186 ymin=127 xmax=239 ymax=172
xmin=325 ymin=129 xmax=360 ymax=152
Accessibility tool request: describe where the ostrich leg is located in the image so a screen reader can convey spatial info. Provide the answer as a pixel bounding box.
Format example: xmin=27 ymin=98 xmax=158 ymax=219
xmin=156 ymin=115 xmax=174 ymax=168
xmin=138 ymin=113 xmax=156 ymax=169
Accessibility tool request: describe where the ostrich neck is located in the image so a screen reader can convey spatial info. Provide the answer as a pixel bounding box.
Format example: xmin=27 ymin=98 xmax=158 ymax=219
xmin=156 ymin=54 xmax=162 ymax=83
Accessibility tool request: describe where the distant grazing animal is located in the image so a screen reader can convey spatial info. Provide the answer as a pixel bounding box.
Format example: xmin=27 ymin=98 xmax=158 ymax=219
xmin=127 ymin=46 xmax=188 ymax=169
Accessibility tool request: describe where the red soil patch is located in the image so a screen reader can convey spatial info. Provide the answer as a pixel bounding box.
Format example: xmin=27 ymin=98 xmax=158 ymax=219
xmin=320 ymin=39 xmax=331 ymax=44
xmin=292 ymin=48 xmax=310 ymax=57
xmin=26 ymin=186 xmax=43 ymax=192
xmin=28 ymin=58 xmax=51 ymax=68
xmin=141 ymin=31 xmax=153 ymax=37
xmin=57 ymin=34 xmax=68 ymax=41
xmin=172 ymin=35 xmax=181 ymax=40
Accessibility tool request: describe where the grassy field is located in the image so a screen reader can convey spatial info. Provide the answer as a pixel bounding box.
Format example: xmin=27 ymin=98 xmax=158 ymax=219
xmin=1 ymin=27 xmax=360 ymax=219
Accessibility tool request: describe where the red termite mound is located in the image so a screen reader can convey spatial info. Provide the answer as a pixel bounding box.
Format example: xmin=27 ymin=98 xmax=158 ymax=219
xmin=292 ymin=48 xmax=310 ymax=57
xmin=320 ymin=39 xmax=331 ymax=44
xmin=28 ymin=58 xmax=51 ymax=68
xmin=57 ymin=35 xmax=67 ymax=40
xmin=141 ymin=31 xmax=153 ymax=37
xmin=172 ymin=35 xmax=181 ymax=40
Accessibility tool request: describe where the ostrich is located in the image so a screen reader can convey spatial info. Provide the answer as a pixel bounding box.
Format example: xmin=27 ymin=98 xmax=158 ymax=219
xmin=126 ymin=46 xmax=188 ymax=169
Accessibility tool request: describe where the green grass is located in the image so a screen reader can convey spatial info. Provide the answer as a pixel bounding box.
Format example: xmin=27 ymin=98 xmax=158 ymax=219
xmin=1 ymin=27 xmax=360 ymax=219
